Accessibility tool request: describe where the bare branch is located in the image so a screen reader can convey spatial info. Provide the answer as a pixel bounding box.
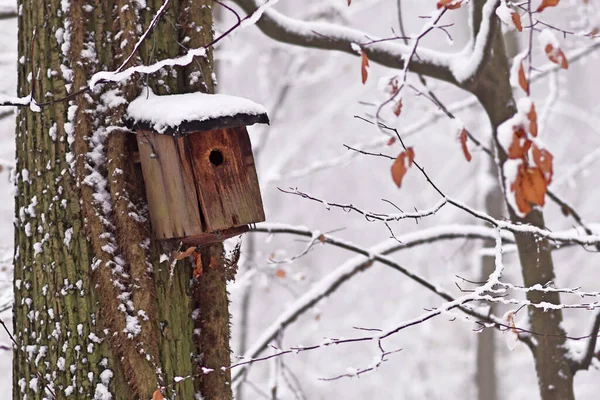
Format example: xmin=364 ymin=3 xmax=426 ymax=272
xmin=571 ymin=311 xmax=600 ymax=373
xmin=0 ymin=6 xmax=17 ymax=20
xmin=0 ymin=109 xmax=14 ymax=122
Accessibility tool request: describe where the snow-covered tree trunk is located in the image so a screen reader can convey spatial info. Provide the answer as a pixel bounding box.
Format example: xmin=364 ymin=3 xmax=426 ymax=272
xmin=13 ymin=1 xmax=232 ymax=399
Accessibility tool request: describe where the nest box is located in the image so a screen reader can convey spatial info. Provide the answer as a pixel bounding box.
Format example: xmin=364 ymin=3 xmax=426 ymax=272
xmin=127 ymin=88 xmax=268 ymax=246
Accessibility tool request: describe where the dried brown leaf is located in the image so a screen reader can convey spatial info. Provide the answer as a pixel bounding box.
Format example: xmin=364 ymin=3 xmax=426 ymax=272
xmin=545 ymin=44 xmax=569 ymax=69
xmin=176 ymin=246 xmax=197 ymax=260
xmin=437 ymin=0 xmax=463 ymax=9
xmin=537 ymin=0 xmax=560 ymax=12
xmin=391 ymin=147 xmax=414 ymax=188
xmin=361 ymin=50 xmax=369 ymax=84
xmin=532 ymin=144 xmax=553 ymax=184
xmin=518 ymin=61 xmax=529 ymax=94
xmin=507 ymin=126 xmax=531 ymax=159
xmin=393 ymin=99 xmax=403 ymax=117
xmin=459 ymin=128 xmax=472 ymax=162
xmin=512 ymin=12 xmax=523 ymax=32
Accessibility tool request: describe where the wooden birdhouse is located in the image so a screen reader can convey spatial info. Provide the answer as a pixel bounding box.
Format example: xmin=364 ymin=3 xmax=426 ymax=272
xmin=127 ymin=88 xmax=268 ymax=246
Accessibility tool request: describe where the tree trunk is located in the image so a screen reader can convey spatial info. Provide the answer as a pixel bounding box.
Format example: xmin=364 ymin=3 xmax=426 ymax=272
xmin=13 ymin=1 xmax=232 ymax=399
xmin=475 ymin=154 xmax=502 ymax=400
xmin=468 ymin=3 xmax=575 ymax=398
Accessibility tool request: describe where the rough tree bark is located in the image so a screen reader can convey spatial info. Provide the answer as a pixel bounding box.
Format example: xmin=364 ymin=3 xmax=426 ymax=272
xmin=13 ymin=1 xmax=233 ymax=399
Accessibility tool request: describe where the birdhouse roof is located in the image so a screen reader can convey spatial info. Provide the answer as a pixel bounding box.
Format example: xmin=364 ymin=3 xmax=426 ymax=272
xmin=127 ymin=88 xmax=269 ymax=135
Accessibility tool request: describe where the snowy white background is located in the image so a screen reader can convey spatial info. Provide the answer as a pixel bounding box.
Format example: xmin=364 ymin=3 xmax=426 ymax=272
xmin=1 ymin=0 xmax=600 ymax=399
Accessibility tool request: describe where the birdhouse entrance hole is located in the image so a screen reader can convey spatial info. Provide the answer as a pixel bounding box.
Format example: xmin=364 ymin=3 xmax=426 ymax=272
xmin=127 ymin=89 xmax=269 ymax=246
xmin=209 ymin=149 xmax=224 ymax=166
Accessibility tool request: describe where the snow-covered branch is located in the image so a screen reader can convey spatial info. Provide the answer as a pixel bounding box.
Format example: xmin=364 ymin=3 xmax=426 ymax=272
xmin=230 ymin=0 xmax=459 ymax=85
xmin=232 ymin=224 xmax=529 ymax=383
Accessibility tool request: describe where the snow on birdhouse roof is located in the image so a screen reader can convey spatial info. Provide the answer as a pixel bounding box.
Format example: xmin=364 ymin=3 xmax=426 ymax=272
xmin=127 ymin=87 xmax=269 ymax=135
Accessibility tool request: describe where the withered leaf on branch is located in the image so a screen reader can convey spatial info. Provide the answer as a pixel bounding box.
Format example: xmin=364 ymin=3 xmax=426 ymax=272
xmin=153 ymin=390 xmax=165 ymax=400
xmin=437 ymin=0 xmax=463 ymax=9
xmin=537 ymin=0 xmax=560 ymax=13
xmin=176 ymin=246 xmax=197 ymax=260
xmin=507 ymin=126 xmax=531 ymax=159
xmin=527 ymin=103 xmax=538 ymax=137
xmin=512 ymin=164 xmax=549 ymax=214
xmin=532 ymin=144 xmax=553 ymax=184
xmin=518 ymin=61 xmax=529 ymax=94
xmin=193 ymin=252 xmax=203 ymax=278
xmin=459 ymin=128 xmax=472 ymax=162
xmin=361 ymin=50 xmax=369 ymax=84
xmin=512 ymin=12 xmax=523 ymax=32
xmin=391 ymin=147 xmax=415 ymax=188
xmin=544 ymin=44 xmax=569 ymax=69
xmin=393 ymin=99 xmax=403 ymax=117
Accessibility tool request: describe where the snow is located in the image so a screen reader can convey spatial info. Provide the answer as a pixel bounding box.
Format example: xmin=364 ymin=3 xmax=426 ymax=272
xmin=538 ymin=29 xmax=560 ymax=50
xmin=450 ymin=0 xmax=498 ymax=82
xmin=126 ymin=87 xmax=268 ymax=133
xmin=94 ymin=369 xmax=113 ymax=400
xmin=495 ymin=2 xmax=515 ymax=28
xmin=124 ymin=315 xmax=141 ymax=337
xmin=89 ymin=47 xmax=207 ymax=89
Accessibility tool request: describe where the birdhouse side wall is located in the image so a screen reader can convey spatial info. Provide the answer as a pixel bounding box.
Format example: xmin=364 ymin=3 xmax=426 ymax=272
xmin=187 ymin=126 xmax=265 ymax=232
xmin=136 ymin=131 xmax=204 ymax=239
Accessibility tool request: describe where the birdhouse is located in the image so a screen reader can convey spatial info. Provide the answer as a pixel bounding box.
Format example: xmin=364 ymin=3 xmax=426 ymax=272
xmin=127 ymin=88 xmax=268 ymax=246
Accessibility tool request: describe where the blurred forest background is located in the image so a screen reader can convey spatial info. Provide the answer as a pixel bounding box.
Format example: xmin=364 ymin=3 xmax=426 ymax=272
xmin=1 ymin=0 xmax=600 ymax=398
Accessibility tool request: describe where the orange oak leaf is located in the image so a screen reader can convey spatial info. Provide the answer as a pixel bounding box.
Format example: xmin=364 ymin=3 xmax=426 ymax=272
xmin=391 ymin=147 xmax=415 ymax=188
xmin=512 ymin=12 xmax=523 ymax=32
xmin=512 ymin=165 xmax=548 ymax=214
xmin=361 ymin=50 xmax=369 ymax=84
xmin=394 ymin=99 xmax=403 ymax=117
xmin=175 ymin=246 xmax=197 ymax=260
xmin=459 ymin=128 xmax=472 ymax=162
xmin=522 ymin=167 xmax=547 ymax=206
xmin=545 ymin=44 xmax=569 ymax=69
xmin=518 ymin=61 xmax=529 ymax=94
xmin=507 ymin=126 xmax=531 ymax=159
xmin=532 ymin=144 xmax=553 ymax=184
xmin=193 ymin=252 xmax=203 ymax=278
xmin=527 ymin=103 xmax=538 ymax=137
xmin=537 ymin=0 xmax=560 ymax=12
xmin=437 ymin=0 xmax=463 ymax=9
xmin=153 ymin=389 xmax=165 ymax=400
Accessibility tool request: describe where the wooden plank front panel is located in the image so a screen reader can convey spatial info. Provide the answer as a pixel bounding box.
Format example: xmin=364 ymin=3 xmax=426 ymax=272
xmin=188 ymin=127 xmax=265 ymax=232
xmin=136 ymin=132 xmax=204 ymax=239
xmin=136 ymin=132 xmax=172 ymax=239
xmin=154 ymin=135 xmax=204 ymax=238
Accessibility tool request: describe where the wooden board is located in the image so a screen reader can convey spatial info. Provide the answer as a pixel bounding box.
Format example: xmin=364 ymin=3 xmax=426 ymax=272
xmin=136 ymin=132 xmax=204 ymax=239
xmin=187 ymin=127 xmax=265 ymax=232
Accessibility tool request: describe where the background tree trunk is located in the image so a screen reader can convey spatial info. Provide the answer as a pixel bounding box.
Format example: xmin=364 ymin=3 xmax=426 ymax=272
xmin=13 ymin=1 xmax=232 ymax=399
xmin=469 ymin=3 xmax=575 ymax=398
xmin=474 ymin=27 xmax=519 ymax=400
